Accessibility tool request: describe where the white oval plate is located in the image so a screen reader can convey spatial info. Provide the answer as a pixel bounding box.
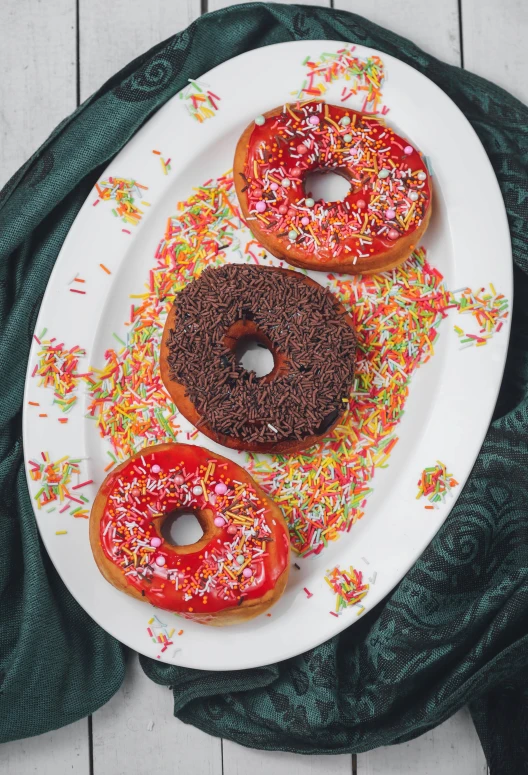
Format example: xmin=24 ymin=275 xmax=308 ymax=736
xmin=23 ymin=41 xmax=512 ymax=670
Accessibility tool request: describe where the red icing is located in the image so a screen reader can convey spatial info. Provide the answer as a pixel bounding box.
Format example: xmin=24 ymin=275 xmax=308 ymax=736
xmin=244 ymin=101 xmax=432 ymax=264
xmin=99 ymin=445 xmax=289 ymax=619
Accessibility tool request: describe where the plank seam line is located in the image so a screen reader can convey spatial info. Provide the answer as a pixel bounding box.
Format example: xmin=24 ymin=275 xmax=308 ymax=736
xmin=457 ymin=0 xmax=465 ymax=67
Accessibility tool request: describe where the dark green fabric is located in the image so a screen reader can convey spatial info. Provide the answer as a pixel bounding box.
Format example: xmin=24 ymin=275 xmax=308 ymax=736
xmin=1 ymin=4 xmax=527 ymax=771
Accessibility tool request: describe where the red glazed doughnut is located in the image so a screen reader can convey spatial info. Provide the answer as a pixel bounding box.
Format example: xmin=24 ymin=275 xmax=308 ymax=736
xmin=90 ymin=443 xmax=290 ymax=625
xmin=234 ymin=101 xmax=433 ymax=274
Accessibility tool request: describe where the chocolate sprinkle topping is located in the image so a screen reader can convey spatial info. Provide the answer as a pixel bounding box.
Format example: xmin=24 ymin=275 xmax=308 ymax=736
xmin=165 ymin=265 xmax=356 ymax=445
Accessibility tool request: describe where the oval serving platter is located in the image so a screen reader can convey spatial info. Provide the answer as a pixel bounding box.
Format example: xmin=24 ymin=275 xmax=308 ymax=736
xmin=23 ymin=40 xmax=512 ymax=670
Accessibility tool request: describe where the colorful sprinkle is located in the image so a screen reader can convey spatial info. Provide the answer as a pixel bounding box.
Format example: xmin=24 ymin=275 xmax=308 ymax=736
xmin=146 ymin=615 xmax=177 ymax=659
xmin=452 ymin=286 xmax=509 ymax=347
xmin=296 ymin=47 xmax=385 ymax=114
xmin=28 ymin=453 xmax=89 ymax=517
xmin=416 ymin=461 xmax=458 ymax=508
xmin=94 ymin=177 xmax=148 ymax=226
xmin=180 ymin=79 xmax=221 ymax=123
xmin=33 ymin=339 xmax=92 ymax=413
xmin=87 ymin=173 xmax=238 ymax=460
xmin=324 ymin=564 xmax=369 ymax=615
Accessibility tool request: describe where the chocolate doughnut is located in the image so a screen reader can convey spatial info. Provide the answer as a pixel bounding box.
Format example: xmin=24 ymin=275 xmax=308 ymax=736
xmin=160 ymin=264 xmax=356 ymax=454
xmin=234 ymin=101 xmax=433 ymax=274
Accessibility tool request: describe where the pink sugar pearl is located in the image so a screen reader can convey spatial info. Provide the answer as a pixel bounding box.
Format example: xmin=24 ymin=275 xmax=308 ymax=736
xmin=253 ymin=187 xmax=263 ymax=197
xmin=297 ymin=144 xmax=308 ymax=155
xmin=301 ymin=216 xmax=310 ymax=226
xmin=404 ymin=145 xmax=413 ymax=154
xmin=214 ymin=516 xmax=226 ymax=528
xmin=255 ymin=201 xmax=267 ymax=213
xmin=270 ymin=182 xmax=279 ymax=191
xmin=388 ymin=228 xmax=400 ymax=240
xmin=227 ymin=525 xmax=237 ymax=535
xmin=155 ymin=555 xmax=166 ymax=567
xmin=287 ymin=208 xmax=296 ymax=217
xmin=357 ymin=199 xmax=366 ymax=209
xmin=151 ymin=464 xmax=160 ymax=473
xmin=214 ymin=482 xmax=227 ymax=495
xmin=242 ymin=567 xmax=253 ymax=578
xmin=290 ymin=167 xmax=302 ymax=178
xmin=150 ymin=537 xmax=162 ymax=548
xmin=278 ymin=204 xmax=288 ymax=215
xmin=309 ymin=115 xmax=320 ymax=125
xmin=385 ymin=209 xmax=396 ymax=220
xmin=174 ymin=474 xmax=184 ymax=485
xmin=131 ymin=487 xmax=140 ymax=497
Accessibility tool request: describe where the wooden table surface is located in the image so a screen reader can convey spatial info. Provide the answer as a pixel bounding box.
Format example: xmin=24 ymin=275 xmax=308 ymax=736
xmin=1 ymin=1 xmax=526 ymax=773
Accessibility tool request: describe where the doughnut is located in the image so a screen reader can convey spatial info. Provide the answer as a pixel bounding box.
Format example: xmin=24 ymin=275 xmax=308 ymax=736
xmin=234 ymin=101 xmax=432 ymax=274
xmin=160 ymin=264 xmax=356 ymax=454
xmin=90 ymin=443 xmax=290 ymax=625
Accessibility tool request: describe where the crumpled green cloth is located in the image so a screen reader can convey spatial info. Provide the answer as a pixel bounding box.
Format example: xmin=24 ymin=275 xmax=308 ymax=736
xmin=1 ymin=4 xmax=527 ymax=772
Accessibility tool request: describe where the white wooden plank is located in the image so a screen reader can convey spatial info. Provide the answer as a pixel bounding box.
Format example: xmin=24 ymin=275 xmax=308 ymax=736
xmin=79 ymin=0 xmax=201 ymax=101
xmin=462 ymin=0 xmax=528 ymax=105
xmin=358 ymin=708 xmax=487 ymax=775
xmin=334 ymin=1 xmax=461 ymax=65
xmin=209 ymin=0 xmax=331 ymax=9
xmin=0 ymin=719 xmax=90 ymax=775
xmin=223 ymin=741 xmax=352 ymax=775
xmin=0 ymin=0 xmax=76 ymax=189
xmin=92 ymin=654 xmax=222 ymax=775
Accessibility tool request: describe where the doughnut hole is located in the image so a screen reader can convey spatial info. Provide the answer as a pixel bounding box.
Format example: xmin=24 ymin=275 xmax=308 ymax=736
xmin=159 ymin=507 xmax=218 ymax=552
xmin=303 ymin=168 xmax=352 ymax=204
xmin=235 ymin=337 xmax=274 ymax=377
xmin=223 ymin=319 xmax=288 ymax=381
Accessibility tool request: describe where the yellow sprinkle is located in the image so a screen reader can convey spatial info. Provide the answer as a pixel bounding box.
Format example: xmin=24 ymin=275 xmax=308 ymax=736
xmin=55 ymin=530 xmax=68 ymax=535
xmin=404 ymin=202 xmax=416 ymax=228
xmin=308 ymin=224 xmax=320 ymax=246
